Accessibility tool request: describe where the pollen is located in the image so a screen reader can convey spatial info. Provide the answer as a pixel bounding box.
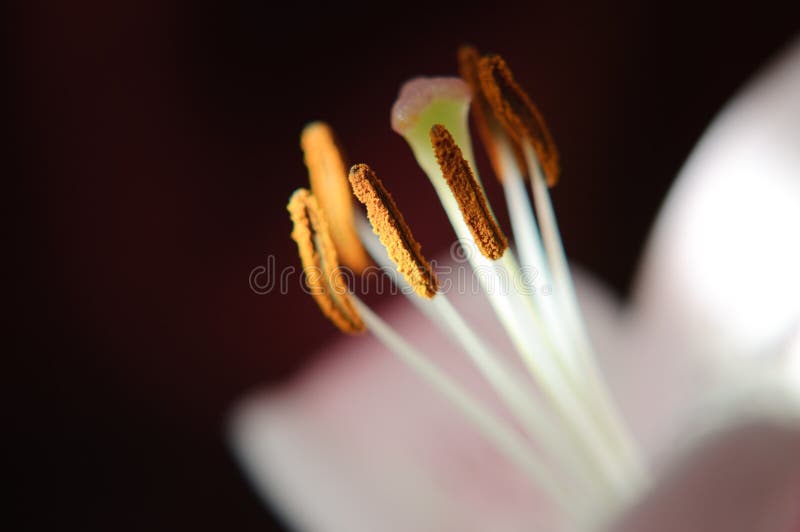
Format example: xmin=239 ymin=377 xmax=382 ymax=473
xmin=477 ymin=54 xmax=560 ymax=186
xmin=457 ymin=45 xmax=527 ymax=181
xmin=429 ymin=124 xmax=508 ymax=260
xmin=287 ymin=188 xmax=365 ymax=334
xmin=348 ymin=164 xmax=439 ymax=299
xmin=301 ymin=122 xmax=372 ymax=273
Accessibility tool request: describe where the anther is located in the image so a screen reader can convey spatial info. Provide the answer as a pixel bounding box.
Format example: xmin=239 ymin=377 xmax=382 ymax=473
xmin=348 ymin=164 xmax=439 ymax=299
xmin=478 ymin=55 xmax=560 ymax=186
xmin=457 ymin=45 xmax=528 ymax=181
xmin=429 ymin=124 xmax=508 ymax=260
xmin=301 ymin=122 xmax=372 ymax=272
xmin=287 ymin=188 xmax=365 ymax=334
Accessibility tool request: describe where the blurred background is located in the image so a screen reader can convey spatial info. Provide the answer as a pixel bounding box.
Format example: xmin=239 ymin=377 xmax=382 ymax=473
xmin=9 ymin=1 xmax=798 ymax=530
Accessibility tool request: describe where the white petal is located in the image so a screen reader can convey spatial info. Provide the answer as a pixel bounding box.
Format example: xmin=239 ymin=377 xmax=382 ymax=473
xmin=788 ymin=328 xmax=800 ymax=392
xmin=228 ymin=266 xmax=623 ymax=532
xmin=611 ymin=415 xmax=800 ymax=532
xmin=633 ymin=38 xmax=800 ymax=361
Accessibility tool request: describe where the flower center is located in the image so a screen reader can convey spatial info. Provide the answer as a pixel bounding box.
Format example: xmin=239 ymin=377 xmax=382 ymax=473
xmin=288 ymin=46 xmax=650 ymax=530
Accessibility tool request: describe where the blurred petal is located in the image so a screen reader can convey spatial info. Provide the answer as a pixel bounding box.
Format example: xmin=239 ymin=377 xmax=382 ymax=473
xmin=229 ymin=266 xmax=622 ymax=532
xmin=788 ymin=328 xmax=800 ymax=392
xmin=633 ymin=38 xmax=800 ymax=361
xmin=611 ymin=415 xmax=800 ymax=532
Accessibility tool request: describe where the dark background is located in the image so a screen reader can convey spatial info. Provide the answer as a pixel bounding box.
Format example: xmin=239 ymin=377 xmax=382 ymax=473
xmin=9 ymin=1 xmax=798 ymax=530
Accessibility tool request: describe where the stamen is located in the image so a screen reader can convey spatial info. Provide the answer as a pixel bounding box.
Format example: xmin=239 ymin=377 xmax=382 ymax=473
xmin=460 ymin=49 xmax=581 ymax=384
xmin=301 ymin=122 xmax=372 ymax=273
xmin=475 ymin=54 xmax=647 ymax=486
xmin=348 ymin=164 xmax=439 ymax=298
xmin=457 ymin=45 xmax=528 ymax=181
xmin=392 ymin=76 xmax=633 ymax=504
xmin=478 ymin=55 xmax=560 ymax=186
xmin=287 ymin=188 xmax=365 ymax=334
xmin=430 ymin=124 xmax=508 ymax=260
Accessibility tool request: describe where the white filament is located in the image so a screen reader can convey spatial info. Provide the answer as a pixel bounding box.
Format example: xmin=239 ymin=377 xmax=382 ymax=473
xmin=523 ymin=142 xmax=647 ymax=489
xmin=355 ymin=215 xmax=592 ymax=497
xmin=349 ymin=295 xmax=579 ymax=521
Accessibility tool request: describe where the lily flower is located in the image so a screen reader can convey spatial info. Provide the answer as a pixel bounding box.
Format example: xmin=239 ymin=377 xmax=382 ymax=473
xmin=231 ymin=40 xmax=800 ymax=532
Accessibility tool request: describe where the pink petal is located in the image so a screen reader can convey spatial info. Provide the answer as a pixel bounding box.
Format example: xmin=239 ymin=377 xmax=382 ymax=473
xmin=611 ymin=416 xmax=800 ymax=532
xmin=229 ymin=267 xmax=623 ymax=532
